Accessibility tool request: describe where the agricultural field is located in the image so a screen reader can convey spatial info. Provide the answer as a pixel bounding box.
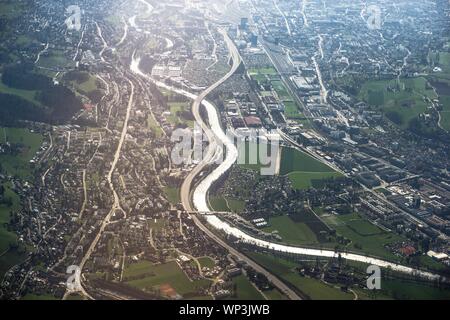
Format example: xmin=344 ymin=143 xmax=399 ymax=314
xmin=209 ymin=196 xmax=245 ymax=213
xmin=378 ymin=278 xmax=450 ymax=300
xmin=0 ymin=182 xmax=27 ymax=278
xmin=0 ymin=79 xmax=43 ymax=107
xmin=321 ymin=212 xmax=405 ymax=262
xmin=36 ymin=49 xmax=74 ymax=70
xmin=280 ymin=147 xmax=342 ymax=190
xmin=0 ymin=127 xmax=43 ymax=179
xmin=124 ymin=260 xmax=212 ymax=299
xmin=247 ymin=253 xmax=354 ymax=300
xmin=227 ymin=275 xmax=265 ymax=300
xmin=263 ymin=215 xmax=319 ymax=245
xmin=358 ymin=77 xmax=437 ymax=129
xmin=197 ymin=257 xmax=216 ymax=269
xmin=0 ymin=127 xmax=42 ymax=277
xmin=163 ymin=186 xmax=180 ymax=205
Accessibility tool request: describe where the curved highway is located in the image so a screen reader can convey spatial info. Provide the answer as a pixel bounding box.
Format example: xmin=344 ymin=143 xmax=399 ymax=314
xmin=132 ymin=28 xmax=445 ymax=300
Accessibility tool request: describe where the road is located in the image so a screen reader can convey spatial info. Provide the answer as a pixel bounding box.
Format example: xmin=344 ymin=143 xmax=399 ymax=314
xmin=178 ymin=29 xmax=303 ymax=300
xmin=74 ymin=78 xmax=135 ymax=298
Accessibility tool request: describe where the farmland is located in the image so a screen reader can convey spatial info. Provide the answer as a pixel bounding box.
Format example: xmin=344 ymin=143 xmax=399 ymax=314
xmin=227 ymin=275 xmax=265 ymax=300
xmin=280 ymin=147 xmax=343 ymax=190
xmin=124 ymin=260 xmax=212 ymax=299
xmin=321 ymin=212 xmax=406 ymax=262
xmin=358 ymin=77 xmax=437 ymax=129
xmin=247 ymin=252 xmax=354 ymax=300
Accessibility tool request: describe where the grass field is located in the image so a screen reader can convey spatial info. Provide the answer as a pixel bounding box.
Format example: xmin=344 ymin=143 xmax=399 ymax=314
xmin=263 ymin=215 xmax=318 ymax=245
xmin=280 ymin=147 xmax=342 ymax=190
xmin=163 ymin=186 xmax=180 ymax=205
xmin=124 ymin=260 xmax=212 ymax=298
xmin=0 ymin=127 xmax=39 ymax=277
xmin=198 ymin=257 xmax=216 ymax=269
xmin=147 ymin=115 xmax=163 ymax=137
xmin=21 ymin=293 xmax=58 ymax=300
xmin=283 ymin=101 xmax=304 ymax=119
xmin=37 ymin=49 xmax=74 ymax=69
xmin=0 ymin=181 xmax=27 ymax=278
xmin=0 ymin=80 xmax=43 ymax=107
xmin=209 ymin=196 xmax=245 ymax=213
xmin=70 ymin=72 xmax=99 ymax=94
xmin=429 ymin=77 xmax=450 ymax=131
xmin=322 ymin=212 xmax=405 ymax=262
xmin=228 ymin=275 xmax=265 ymax=300
xmin=380 ymin=278 xmax=450 ymax=300
xmin=248 ymin=253 xmax=354 ymax=300
xmin=263 ymin=288 xmax=288 ymax=300
xmin=166 ymin=101 xmax=194 ymax=128
xmin=358 ymin=77 xmax=437 ymax=128
xmin=0 ymin=127 xmax=43 ymax=179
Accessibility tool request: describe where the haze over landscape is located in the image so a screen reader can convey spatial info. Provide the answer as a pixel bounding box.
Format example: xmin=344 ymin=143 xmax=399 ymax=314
xmin=0 ymin=0 xmax=450 ymax=302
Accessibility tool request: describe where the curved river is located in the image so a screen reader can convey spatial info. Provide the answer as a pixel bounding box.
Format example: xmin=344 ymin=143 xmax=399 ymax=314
xmin=130 ymin=49 xmax=443 ymax=283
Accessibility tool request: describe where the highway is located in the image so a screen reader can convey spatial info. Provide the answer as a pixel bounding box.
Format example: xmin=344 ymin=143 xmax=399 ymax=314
xmin=178 ymin=29 xmax=303 ymax=301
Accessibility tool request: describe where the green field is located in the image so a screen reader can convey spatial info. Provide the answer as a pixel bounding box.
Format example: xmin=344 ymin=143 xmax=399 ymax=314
xmin=322 ymin=212 xmax=405 ymax=262
xmin=0 ymin=2 xmax=24 ymax=20
xmin=0 ymin=127 xmax=43 ymax=179
xmin=0 ymin=181 xmax=27 ymax=278
xmin=21 ymin=293 xmax=58 ymax=300
xmin=280 ymin=147 xmax=342 ymax=190
xmin=263 ymin=288 xmax=288 ymax=300
xmin=70 ymin=73 xmax=99 ymax=94
xmin=228 ymin=275 xmax=265 ymax=300
xmin=124 ymin=260 xmax=212 ymax=298
xmin=248 ymin=253 xmax=354 ymax=300
xmin=37 ymin=49 xmax=74 ymax=69
xmin=198 ymin=257 xmax=216 ymax=269
xmin=248 ymin=67 xmax=278 ymax=76
xmin=271 ymin=80 xmax=291 ymax=100
xmin=147 ymin=115 xmax=163 ymax=137
xmin=0 ymin=80 xmax=43 ymax=107
xmin=166 ymin=101 xmax=194 ymax=128
xmin=209 ymin=196 xmax=245 ymax=213
xmin=0 ymin=127 xmax=39 ymax=276
xmin=283 ymin=101 xmax=304 ymax=119
xmin=359 ymin=77 xmax=437 ymax=128
xmin=379 ymin=278 xmax=450 ymax=300
xmin=163 ymin=186 xmax=180 ymax=205
xmin=263 ymin=215 xmax=318 ymax=245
